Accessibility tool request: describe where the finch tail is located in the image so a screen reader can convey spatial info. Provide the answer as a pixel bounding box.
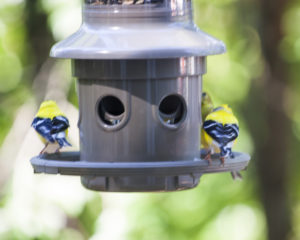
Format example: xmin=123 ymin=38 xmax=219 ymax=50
xmin=53 ymin=131 xmax=72 ymax=147
xmin=56 ymin=137 xmax=72 ymax=147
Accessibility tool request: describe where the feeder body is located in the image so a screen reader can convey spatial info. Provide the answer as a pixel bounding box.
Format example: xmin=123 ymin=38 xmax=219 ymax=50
xmin=44 ymin=0 xmax=230 ymax=192
xmin=74 ymin=58 xmax=205 ymax=191
xmin=75 ymin=58 xmax=204 ymax=162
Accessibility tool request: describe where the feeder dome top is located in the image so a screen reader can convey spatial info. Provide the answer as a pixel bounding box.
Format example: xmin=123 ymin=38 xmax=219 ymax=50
xmin=50 ymin=0 xmax=226 ymax=59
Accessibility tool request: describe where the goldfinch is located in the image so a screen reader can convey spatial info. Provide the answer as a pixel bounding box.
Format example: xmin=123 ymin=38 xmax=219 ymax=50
xmin=201 ymin=92 xmax=242 ymax=180
xmin=32 ymin=100 xmax=71 ymax=154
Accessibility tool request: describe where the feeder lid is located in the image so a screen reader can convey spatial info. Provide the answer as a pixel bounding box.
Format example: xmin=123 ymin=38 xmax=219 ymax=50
xmin=50 ymin=23 xmax=226 ymax=59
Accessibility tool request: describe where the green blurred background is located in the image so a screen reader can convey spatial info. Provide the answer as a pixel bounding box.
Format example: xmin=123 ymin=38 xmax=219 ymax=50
xmin=0 ymin=0 xmax=299 ymax=239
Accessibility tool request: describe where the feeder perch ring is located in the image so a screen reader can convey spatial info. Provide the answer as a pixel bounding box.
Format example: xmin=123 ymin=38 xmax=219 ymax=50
xmin=31 ymin=151 xmax=250 ymax=177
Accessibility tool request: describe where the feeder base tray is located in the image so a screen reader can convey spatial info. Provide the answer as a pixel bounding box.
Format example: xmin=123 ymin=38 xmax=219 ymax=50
xmin=30 ymin=151 xmax=250 ymax=192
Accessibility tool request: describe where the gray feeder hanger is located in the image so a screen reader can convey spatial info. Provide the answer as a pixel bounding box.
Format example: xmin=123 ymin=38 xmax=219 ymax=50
xmin=31 ymin=0 xmax=250 ymax=192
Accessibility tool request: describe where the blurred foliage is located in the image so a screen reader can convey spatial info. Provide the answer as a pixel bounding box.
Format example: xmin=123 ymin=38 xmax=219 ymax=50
xmin=126 ymin=174 xmax=265 ymax=240
xmin=0 ymin=0 xmax=300 ymax=239
xmin=78 ymin=195 xmax=102 ymax=237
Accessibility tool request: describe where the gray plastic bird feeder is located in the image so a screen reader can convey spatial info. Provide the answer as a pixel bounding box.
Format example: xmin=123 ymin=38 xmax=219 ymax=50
xmin=31 ymin=0 xmax=250 ymax=192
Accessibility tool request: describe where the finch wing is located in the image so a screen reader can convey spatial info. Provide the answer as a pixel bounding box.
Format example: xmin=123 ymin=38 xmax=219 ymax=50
xmin=31 ymin=117 xmax=55 ymax=143
xmin=51 ymin=116 xmax=70 ymax=134
xmin=203 ymin=120 xmax=239 ymax=145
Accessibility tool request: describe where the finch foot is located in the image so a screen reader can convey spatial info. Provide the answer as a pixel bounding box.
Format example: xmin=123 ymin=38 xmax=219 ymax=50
xmin=39 ymin=143 xmax=49 ymax=155
xmin=55 ymin=148 xmax=61 ymax=154
xmin=55 ymin=145 xmax=62 ymax=154
xmin=204 ymin=152 xmax=212 ymax=165
xmin=220 ymin=156 xmax=225 ymax=167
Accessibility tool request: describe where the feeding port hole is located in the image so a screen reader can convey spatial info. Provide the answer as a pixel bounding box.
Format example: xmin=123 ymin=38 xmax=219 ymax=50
xmin=158 ymin=94 xmax=186 ymax=127
xmin=98 ymin=95 xmax=125 ymax=126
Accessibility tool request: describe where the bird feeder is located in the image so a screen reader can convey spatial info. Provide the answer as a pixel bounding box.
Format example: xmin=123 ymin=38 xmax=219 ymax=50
xmin=31 ymin=0 xmax=250 ymax=192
